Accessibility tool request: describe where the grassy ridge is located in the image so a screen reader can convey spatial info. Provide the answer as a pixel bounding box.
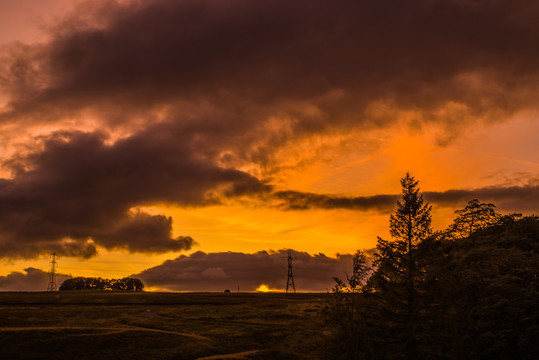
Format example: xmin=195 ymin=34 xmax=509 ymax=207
xmin=0 ymin=292 xmax=327 ymax=359
xmin=0 ymin=291 xmax=324 ymax=305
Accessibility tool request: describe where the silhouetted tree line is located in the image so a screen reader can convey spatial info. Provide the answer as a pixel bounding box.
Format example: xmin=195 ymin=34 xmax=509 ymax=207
xmin=322 ymin=173 xmax=539 ymax=360
xmin=59 ymin=277 xmax=144 ymax=291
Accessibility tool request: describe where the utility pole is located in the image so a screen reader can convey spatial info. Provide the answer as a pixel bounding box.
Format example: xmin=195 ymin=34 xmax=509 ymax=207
xmin=286 ymin=250 xmax=296 ymax=293
xmin=47 ymin=252 xmax=58 ymax=291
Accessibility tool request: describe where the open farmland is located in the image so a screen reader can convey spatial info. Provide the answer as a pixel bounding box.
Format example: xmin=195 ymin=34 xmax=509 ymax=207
xmin=0 ymin=291 xmax=328 ymax=359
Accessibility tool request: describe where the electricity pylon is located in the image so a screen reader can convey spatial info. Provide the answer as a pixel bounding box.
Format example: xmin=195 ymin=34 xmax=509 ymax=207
xmin=286 ymin=250 xmax=296 ymax=293
xmin=47 ymin=252 xmax=58 ymax=291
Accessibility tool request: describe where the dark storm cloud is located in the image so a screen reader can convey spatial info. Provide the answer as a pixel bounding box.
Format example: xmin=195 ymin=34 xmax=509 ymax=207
xmin=2 ymin=0 xmax=539 ymax=138
xmin=423 ymin=182 xmax=539 ymax=212
xmin=274 ymin=182 xmax=539 ymax=212
xmin=274 ymin=191 xmax=398 ymax=212
xmin=0 ymin=267 xmax=70 ymax=291
xmin=0 ymin=118 xmax=534 ymax=259
xmin=1 ymin=0 xmax=538 ymax=259
xmin=137 ymin=250 xmax=359 ymax=292
xmin=0 ymin=124 xmax=271 ymax=258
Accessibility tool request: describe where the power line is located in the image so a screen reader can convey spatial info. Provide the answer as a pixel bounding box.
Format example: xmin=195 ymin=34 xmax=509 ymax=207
xmin=47 ymin=252 xmax=58 ymax=291
xmin=286 ymin=250 xmax=296 ymax=293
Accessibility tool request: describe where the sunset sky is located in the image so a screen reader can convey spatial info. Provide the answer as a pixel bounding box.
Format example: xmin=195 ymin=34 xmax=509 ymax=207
xmin=0 ymin=0 xmax=538 ymax=291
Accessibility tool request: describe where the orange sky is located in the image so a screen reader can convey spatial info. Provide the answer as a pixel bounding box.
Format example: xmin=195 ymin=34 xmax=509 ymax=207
xmin=0 ymin=0 xmax=538 ymax=289
xmin=2 ymin=114 xmax=536 ymax=279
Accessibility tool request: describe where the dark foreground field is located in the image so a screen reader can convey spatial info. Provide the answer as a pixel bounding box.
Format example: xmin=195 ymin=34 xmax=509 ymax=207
xmin=0 ymin=291 xmax=327 ymax=360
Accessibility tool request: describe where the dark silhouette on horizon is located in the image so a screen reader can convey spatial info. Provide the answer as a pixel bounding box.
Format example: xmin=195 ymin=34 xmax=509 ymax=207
xmin=322 ymin=173 xmax=539 ymax=360
xmin=286 ymin=250 xmax=296 ymax=293
xmin=59 ymin=277 xmax=144 ymax=291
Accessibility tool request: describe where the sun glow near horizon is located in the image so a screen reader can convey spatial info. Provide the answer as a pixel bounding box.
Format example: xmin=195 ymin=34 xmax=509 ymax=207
xmin=256 ymin=284 xmax=284 ymax=293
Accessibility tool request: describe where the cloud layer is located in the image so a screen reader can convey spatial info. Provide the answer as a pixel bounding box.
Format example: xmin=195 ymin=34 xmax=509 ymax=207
xmin=0 ymin=125 xmax=275 ymax=258
xmin=0 ymin=122 xmax=535 ymax=258
xmin=0 ymin=1 xmax=538 ymax=258
xmin=137 ymin=249 xmax=359 ymax=292
xmin=3 ymin=0 xmax=539 ymax=137
xmin=0 ymin=267 xmax=70 ymax=291
xmin=274 ymin=182 xmax=539 ymax=212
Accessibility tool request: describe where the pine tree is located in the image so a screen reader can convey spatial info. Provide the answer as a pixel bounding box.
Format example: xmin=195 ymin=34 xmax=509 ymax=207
xmin=370 ymin=173 xmax=432 ymax=359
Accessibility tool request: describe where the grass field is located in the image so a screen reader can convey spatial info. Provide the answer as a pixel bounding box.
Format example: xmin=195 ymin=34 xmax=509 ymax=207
xmin=0 ymin=291 xmax=328 ymax=359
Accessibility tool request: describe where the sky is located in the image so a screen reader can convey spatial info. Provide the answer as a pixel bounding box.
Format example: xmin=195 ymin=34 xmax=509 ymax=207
xmin=0 ymin=0 xmax=538 ymax=291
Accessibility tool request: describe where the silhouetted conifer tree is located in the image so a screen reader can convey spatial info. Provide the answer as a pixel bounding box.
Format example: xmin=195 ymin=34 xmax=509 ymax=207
xmin=370 ymin=173 xmax=432 ymax=360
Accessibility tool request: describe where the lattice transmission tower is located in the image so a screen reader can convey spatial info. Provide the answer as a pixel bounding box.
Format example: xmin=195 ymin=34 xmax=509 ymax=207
xmin=286 ymin=250 xmax=296 ymax=293
xmin=47 ymin=252 xmax=58 ymax=291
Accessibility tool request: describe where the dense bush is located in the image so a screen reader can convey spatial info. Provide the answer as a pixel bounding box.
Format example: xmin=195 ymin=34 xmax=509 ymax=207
xmin=59 ymin=277 xmax=144 ymax=291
